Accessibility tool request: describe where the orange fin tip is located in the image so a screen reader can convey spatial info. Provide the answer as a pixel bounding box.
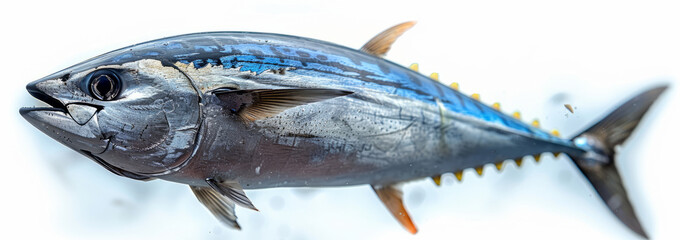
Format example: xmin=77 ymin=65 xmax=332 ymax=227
xmin=372 ymin=185 xmax=418 ymax=234
xmin=360 ymin=21 xmax=416 ymax=57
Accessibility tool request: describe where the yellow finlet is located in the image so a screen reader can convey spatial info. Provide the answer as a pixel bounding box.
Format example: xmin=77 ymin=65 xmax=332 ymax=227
xmin=475 ymin=166 xmax=484 ymax=176
xmin=514 ymin=158 xmax=523 ymax=167
xmin=495 ymin=162 xmax=503 ymax=171
xmin=409 ymin=63 xmax=419 ymax=71
xmin=553 ymin=152 xmax=560 ymax=158
xmin=471 ymin=93 xmax=480 ymax=100
xmin=551 ymin=129 xmax=560 ymax=137
xmin=512 ymin=111 xmax=521 ymax=119
xmin=531 ymin=119 xmax=540 ymax=127
xmin=431 ymin=175 xmax=442 ymax=186
xmin=533 ymin=154 xmax=541 ymax=163
xmin=450 ymin=82 xmax=459 ymax=90
xmin=492 ymin=102 xmax=500 ymax=110
xmin=429 ymin=72 xmax=439 ymax=81
xmin=454 ymin=171 xmax=463 ymax=181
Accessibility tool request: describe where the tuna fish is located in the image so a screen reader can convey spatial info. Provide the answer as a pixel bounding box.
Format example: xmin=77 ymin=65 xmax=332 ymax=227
xmin=20 ymin=22 xmax=665 ymax=238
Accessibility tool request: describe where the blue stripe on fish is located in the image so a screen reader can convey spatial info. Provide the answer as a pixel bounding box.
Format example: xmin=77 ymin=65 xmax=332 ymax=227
xmin=206 ymin=43 xmax=549 ymax=139
xmin=67 ymin=32 xmax=556 ymax=141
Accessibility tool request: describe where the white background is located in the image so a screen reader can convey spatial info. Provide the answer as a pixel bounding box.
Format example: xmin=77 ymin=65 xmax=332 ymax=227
xmin=2 ymin=0 xmax=678 ymax=239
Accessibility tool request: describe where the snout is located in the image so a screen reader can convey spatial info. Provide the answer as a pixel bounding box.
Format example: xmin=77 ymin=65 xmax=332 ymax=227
xmin=26 ymin=79 xmax=65 ymax=110
xmin=21 ymin=79 xmax=108 ymax=154
xmin=21 ymin=107 xmax=109 ymax=154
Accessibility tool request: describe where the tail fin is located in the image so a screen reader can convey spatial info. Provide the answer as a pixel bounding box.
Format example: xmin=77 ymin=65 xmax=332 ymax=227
xmin=567 ymin=85 xmax=668 ymax=239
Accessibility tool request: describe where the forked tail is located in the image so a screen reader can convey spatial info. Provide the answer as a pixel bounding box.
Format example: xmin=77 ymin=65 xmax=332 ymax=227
xmin=568 ymin=85 xmax=668 ymax=239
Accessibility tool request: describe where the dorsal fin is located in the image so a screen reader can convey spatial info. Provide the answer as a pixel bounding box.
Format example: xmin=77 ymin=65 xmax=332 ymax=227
xmin=212 ymin=88 xmax=352 ymax=122
xmin=360 ymin=21 xmax=416 ymax=57
xmin=372 ymin=184 xmax=418 ymax=234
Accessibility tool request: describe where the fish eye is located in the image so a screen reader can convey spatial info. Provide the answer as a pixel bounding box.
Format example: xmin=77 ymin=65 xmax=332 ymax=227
xmin=87 ymin=69 xmax=121 ymax=101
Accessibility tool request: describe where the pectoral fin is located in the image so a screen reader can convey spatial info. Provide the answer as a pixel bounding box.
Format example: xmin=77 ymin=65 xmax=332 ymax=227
xmin=191 ymin=186 xmax=240 ymax=229
xmin=212 ymin=88 xmax=352 ymax=122
xmin=360 ymin=21 xmax=416 ymax=57
xmin=372 ymin=184 xmax=418 ymax=234
xmin=206 ymin=178 xmax=258 ymax=211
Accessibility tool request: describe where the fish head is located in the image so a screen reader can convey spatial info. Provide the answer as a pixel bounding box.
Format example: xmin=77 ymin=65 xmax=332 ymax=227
xmin=21 ymin=53 xmax=201 ymax=177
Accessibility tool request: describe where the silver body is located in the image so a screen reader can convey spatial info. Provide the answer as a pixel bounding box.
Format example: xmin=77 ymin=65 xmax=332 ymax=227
xmin=162 ymin=61 xmax=579 ymax=188
xmin=20 ymin=32 xmax=582 ymax=187
xmin=22 ymin=30 xmax=659 ymax=237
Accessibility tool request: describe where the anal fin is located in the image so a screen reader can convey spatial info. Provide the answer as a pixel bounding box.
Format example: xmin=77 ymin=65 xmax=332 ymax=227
xmin=206 ymin=178 xmax=259 ymax=211
xmin=191 ymin=186 xmax=241 ymax=230
xmin=372 ymin=184 xmax=418 ymax=234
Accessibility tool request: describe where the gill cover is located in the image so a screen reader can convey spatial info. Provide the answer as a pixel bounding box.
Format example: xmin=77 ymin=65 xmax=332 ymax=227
xmin=23 ymin=59 xmax=201 ymax=177
xmin=95 ymin=60 xmax=201 ymax=175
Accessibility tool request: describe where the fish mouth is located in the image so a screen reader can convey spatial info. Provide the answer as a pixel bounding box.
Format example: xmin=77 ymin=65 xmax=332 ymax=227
xmin=20 ymin=80 xmax=68 ymax=123
xmin=22 ymin=80 xmax=67 ymax=112
xmin=21 ymin=80 xmax=101 ymax=125
xmin=20 ymin=79 xmax=108 ymax=154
